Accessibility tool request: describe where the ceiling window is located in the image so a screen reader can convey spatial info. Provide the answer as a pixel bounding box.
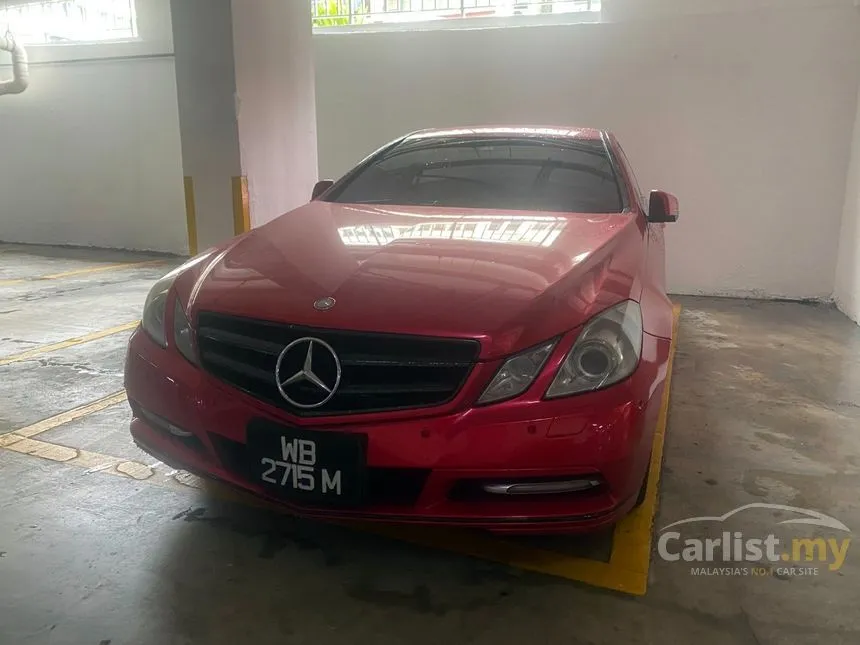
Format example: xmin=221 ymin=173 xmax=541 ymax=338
xmin=2 ymin=0 xmax=137 ymax=45
xmin=312 ymin=0 xmax=600 ymax=28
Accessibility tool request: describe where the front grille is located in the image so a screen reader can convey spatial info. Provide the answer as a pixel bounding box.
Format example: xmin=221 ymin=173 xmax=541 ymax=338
xmin=196 ymin=312 xmax=480 ymax=416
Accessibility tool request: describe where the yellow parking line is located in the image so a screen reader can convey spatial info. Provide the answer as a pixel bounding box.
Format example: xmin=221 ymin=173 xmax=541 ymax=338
xmin=1 ymin=390 xmax=128 ymax=439
xmin=603 ymin=303 xmax=682 ymax=593
xmin=0 ymin=431 xmax=211 ymax=492
xmin=0 ymin=434 xmax=80 ymax=460
xmin=41 ymin=259 xmax=166 ymax=280
xmin=0 ymin=259 xmax=166 ymax=286
xmin=0 ymin=322 xmax=139 ymax=366
xmin=356 ymin=520 xmax=623 ymax=586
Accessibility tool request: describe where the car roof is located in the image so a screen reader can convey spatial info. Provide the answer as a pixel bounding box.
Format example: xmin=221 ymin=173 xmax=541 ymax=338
xmin=403 ymin=126 xmax=605 ymax=141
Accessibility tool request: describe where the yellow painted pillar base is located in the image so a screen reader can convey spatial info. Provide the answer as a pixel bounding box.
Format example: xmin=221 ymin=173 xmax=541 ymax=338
xmin=232 ymin=175 xmax=251 ymax=235
xmin=183 ymin=176 xmax=199 ymax=256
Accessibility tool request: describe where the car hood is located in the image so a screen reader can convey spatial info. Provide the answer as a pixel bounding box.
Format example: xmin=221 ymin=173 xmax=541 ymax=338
xmin=184 ymin=202 xmax=644 ymax=359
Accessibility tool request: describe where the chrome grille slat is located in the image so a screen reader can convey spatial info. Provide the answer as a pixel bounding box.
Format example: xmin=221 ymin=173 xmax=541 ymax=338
xmin=197 ymin=327 xmax=282 ymax=356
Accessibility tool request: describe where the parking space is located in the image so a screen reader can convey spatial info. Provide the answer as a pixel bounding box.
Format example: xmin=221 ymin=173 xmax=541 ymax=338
xmin=2 ymin=246 xmax=860 ymax=645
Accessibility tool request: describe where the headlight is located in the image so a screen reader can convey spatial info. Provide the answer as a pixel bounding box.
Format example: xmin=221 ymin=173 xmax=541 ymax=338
xmin=478 ymin=340 xmax=556 ymax=404
xmin=546 ymin=300 xmax=642 ymax=398
xmin=141 ymin=271 xmax=179 ymax=348
xmin=173 ymin=299 xmax=198 ymax=365
xmin=141 ymin=253 xmax=212 ymax=348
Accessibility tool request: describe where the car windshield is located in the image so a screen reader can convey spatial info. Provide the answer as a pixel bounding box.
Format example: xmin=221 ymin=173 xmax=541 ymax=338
xmin=326 ymin=135 xmax=625 ymax=214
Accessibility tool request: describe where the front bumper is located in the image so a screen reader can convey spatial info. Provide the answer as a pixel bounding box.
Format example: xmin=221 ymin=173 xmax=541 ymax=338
xmin=124 ymin=327 xmax=671 ymax=534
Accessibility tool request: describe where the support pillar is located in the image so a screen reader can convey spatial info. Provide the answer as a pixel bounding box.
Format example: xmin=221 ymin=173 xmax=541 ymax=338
xmin=170 ymin=0 xmax=318 ymax=254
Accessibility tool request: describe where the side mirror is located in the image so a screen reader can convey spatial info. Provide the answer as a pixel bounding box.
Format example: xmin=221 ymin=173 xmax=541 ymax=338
xmin=647 ymin=190 xmax=679 ymax=223
xmin=311 ymin=179 xmax=334 ymax=200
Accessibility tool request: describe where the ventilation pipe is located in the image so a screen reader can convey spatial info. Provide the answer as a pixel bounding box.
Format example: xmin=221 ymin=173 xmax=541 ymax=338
xmin=0 ymin=31 xmax=29 ymax=96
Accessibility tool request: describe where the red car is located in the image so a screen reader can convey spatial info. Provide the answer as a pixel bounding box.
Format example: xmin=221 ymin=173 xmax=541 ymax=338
xmin=125 ymin=127 xmax=678 ymax=534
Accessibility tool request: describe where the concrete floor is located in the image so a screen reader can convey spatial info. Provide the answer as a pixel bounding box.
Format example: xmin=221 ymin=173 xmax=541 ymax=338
xmin=1 ymin=243 xmax=859 ymax=644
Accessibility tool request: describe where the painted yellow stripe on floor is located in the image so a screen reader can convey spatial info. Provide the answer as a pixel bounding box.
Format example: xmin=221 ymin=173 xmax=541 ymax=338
xmin=2 ymin=390 xmax=128 ymax=439
xmin=354 ymin=521 xmax=626 ymax=588
xmin=0 ymin=432 xmax=206 ymax=490
xmin=605 ymin=303 xmax=683 ymax=593
xmin=0 ymin=322 xmax=139 ymax=366
xmin=0 ymin=435 xmax=80 ymax=460
xmin=0 ymin=259 xmax=166 ymax=286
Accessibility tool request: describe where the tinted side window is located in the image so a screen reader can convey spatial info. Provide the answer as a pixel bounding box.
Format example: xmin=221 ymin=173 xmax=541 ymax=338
xmin=328 ymin=137 xmax=624 ymax=214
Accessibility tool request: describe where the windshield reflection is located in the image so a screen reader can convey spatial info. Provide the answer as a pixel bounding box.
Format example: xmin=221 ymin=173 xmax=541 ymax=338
xmin=338 ymin=215 xmax=567 ymax=248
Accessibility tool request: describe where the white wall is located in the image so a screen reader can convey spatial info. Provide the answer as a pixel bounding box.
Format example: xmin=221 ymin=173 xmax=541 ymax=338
xmin=0 ymin=0 xmax=187 ymax=254
xmin=836 ymin=86 xmax=860 ymax=324
xmin=315 ymin=1 xmax=860 ymax=299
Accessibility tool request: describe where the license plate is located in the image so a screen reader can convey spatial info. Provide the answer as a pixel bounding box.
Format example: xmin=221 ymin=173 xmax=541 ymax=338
xmin=246 ymin=419 xmax=367 ymax=506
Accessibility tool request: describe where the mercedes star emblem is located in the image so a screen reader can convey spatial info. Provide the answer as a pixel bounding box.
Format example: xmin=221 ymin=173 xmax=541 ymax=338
xmin=274 ymin=337 xmax=342 ymax=409
xmin=314 ymin=297 xmax=336 ymax=311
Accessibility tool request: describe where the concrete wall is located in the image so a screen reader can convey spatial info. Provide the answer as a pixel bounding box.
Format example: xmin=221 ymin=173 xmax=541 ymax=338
xmin=315 ymin=0 xmax=860 ymax=299
xmin=836 ymin=85 xmax=860 ymax=324
xmin=0 ymin=0 xmax=187 ymax=254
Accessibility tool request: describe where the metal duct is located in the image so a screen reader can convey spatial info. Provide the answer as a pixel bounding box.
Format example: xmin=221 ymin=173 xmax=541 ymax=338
xmin=0 ymin=31 xmax=28 ymax=96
